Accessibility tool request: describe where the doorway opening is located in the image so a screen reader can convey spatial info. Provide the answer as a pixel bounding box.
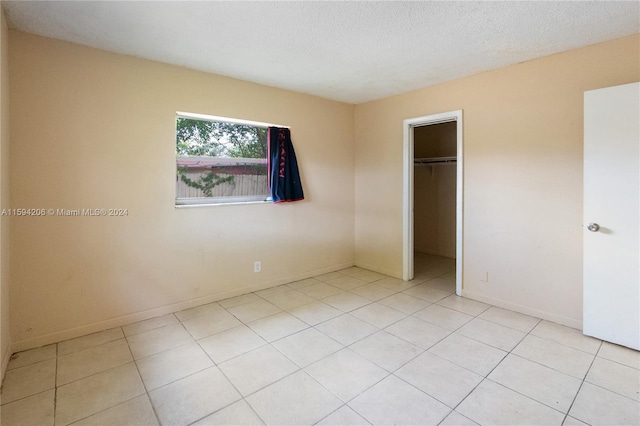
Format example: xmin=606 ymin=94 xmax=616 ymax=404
xmin=403 ymin=111 xmax=463 ymax=295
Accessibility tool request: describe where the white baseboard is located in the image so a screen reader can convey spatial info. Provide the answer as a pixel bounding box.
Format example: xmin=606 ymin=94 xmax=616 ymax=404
xmin=12 ymin=261 xmax=354 ymax=352
xmin=414 ymin=248 xmax=455 ymax=259
xmin=462 ymin=289 xmax=583 ymax=330
xmin=354 ymin=261 xmax=402 ymax=280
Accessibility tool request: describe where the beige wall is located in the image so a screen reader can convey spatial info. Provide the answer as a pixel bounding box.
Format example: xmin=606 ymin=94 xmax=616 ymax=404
xmin=414 ymin=122 xmax=457 ymax=258
xmin=0 ymin=7 xmax=10 ymax=377
xmin=354 ymin=34 xmax=640 ymax=328
xmin=9 ymin=31 xmax=355 ymax=350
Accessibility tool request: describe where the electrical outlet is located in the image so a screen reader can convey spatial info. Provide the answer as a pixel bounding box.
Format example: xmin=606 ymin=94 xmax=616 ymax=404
xmin=480 ymin=270 xmax=488 ymax=282
xmin=254 ymin=261 xmax=262 ymax=273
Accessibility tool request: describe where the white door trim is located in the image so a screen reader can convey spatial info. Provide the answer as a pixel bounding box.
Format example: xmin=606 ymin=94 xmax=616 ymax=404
xmin=403 ymin=110 xmax=463 ymax=296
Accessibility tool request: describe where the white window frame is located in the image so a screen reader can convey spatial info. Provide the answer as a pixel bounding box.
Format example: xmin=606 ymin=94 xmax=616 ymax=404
xmin=174 ymin=112 xmax=289 ymax=207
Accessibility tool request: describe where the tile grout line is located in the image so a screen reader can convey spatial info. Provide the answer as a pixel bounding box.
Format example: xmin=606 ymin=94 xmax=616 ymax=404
xmin=123 ymin=329 xmax=164 ymax=426
xmin=466 ymin=317 xmax=609 ymax=422
xmin=54 ymin=328 xmax=142 ymax=425
xmin=219 ymin=281 xmax=429 ymax=425
xmin=410 ymin=298 xmax=510 ymax=381
xmin=58 ymin=328 xmax=144 ymax=426
xmin=386 ymin=370 xmax=454 ymax=424
xmin=385 ymin=296 xmax=512 ymax=422
xmin=396 ymin=302 xmax=619 ymax=424
xmin=441 ymin=318 xmax=545 ymax=425
xmin=215 ymin=360 xmax=304 ymax=424
xmin=300 ymin=274 xmax=458 ymax=423
xmin=190 ymin=331 xmax=270 ymax=426
xmin=53 ymin=342 xmax=58 ymax=426
xmin=311 ymin=403 xmax=354 ymax=426
xmin=528 ymin=320 xmax=603 ymax=354
xmin=595 ymin=352 xmax=640 ymax=371
xmin=306 ymin=362 xmax=392 ymax=425
xmin=443 ymin=318 xmax=534 ymax=354
xmin=562 ymin=339 xmax=604 ymax=425
xmin=53 ymin=342 xmax=144 ymax=388
xmin=304 ymin=295 xmax=423 ymax=425
xmin=579 ymin=340 xmax=640 ymax=402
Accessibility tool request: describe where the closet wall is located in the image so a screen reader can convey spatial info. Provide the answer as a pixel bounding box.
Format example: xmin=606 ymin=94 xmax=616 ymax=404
xmin=414 ymin=122 xmax=456 ymax=259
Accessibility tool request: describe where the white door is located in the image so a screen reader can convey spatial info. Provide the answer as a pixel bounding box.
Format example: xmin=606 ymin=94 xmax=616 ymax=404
xmin=583 ymin=82 xmax=639 ymax=350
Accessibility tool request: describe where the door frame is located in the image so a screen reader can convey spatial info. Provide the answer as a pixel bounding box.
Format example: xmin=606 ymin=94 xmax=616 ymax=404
xmin=402 ymin=110 xmax=463 ymax=296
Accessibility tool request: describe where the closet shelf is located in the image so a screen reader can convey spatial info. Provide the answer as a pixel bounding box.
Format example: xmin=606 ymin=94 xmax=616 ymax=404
xmin=414 ymin=156 xmax=457 ymax=165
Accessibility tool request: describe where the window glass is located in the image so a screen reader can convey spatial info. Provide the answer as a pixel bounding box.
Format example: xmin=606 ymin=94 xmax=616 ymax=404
xmin=176 ymin=115 xmax=268 ymax=205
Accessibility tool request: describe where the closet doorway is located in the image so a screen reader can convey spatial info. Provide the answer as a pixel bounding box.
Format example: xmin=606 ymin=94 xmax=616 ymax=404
xmin=402 ymin=111 xmax=463 ymax=296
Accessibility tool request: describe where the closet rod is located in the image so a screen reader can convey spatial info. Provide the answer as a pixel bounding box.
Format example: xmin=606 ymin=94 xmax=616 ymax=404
xmin=414 ymin=156 xmax=457 ymax=165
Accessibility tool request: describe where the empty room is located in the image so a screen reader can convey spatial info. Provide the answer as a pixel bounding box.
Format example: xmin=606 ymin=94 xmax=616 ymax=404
xmin=0 ymin=1 xmax=638 ymax=425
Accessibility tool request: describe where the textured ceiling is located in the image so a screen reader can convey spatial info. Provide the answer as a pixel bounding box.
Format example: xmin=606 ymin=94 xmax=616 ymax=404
xmin=3 ymin=1 xmax=639 ymax=104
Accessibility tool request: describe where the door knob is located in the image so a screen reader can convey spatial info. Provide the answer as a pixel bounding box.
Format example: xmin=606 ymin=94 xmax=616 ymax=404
xmin=587 ymin=223 xmax=600 ymax=232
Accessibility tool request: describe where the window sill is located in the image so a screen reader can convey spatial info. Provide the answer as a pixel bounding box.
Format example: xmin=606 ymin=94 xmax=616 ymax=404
xmin=175 ymin=200 xmax=270 ymax=209
xmin=175 ymin=196 xmax=271 ymax=208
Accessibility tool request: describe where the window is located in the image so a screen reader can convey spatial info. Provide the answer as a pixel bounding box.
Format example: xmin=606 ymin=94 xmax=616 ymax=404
xmin=176 ymin=113 xmax=269 ymax=205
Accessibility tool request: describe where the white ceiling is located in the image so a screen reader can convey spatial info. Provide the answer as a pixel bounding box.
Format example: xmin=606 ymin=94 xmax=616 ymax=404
xmin=3 ymin=1 xmax=639 ymax=104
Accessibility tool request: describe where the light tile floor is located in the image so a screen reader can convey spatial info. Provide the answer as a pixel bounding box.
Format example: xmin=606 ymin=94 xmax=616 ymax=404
xmin=1 ymin=254 xmax=639 ymax=426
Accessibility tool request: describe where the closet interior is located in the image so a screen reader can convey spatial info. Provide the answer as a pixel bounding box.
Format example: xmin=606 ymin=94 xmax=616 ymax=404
xmin=413 ymin=122 xmax=457 ymax=266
